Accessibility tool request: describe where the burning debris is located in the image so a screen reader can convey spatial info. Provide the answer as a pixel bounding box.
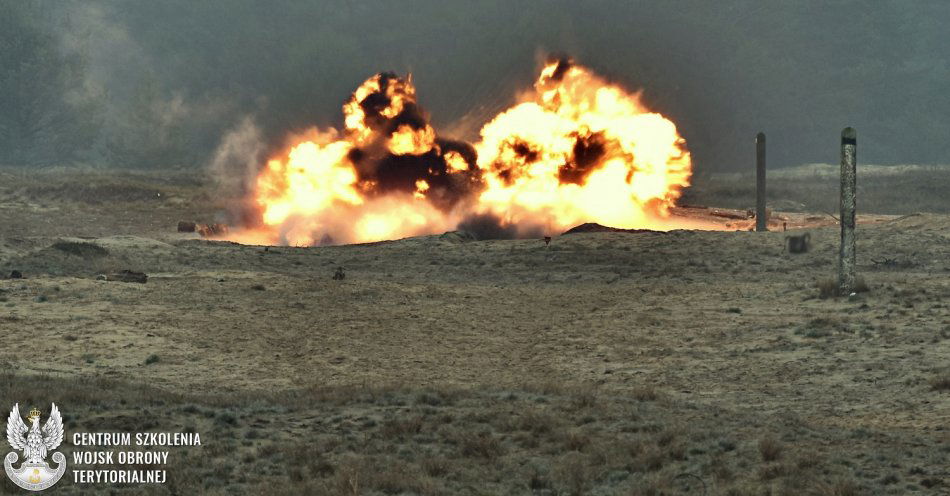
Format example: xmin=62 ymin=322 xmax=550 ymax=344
xmin=220 ymin=57 xmax=695 ymax=246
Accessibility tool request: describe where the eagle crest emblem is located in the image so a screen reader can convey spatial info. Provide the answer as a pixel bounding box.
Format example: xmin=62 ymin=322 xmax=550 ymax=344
xmin=4 ymin=403 xmax=66 ymax=491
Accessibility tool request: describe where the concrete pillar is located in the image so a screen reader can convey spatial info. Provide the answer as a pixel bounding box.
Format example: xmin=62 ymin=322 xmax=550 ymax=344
xmin=755 ymin=132 xmax=767 ymax=231
xmin=838 ymin=127 xmax=857 ymax=293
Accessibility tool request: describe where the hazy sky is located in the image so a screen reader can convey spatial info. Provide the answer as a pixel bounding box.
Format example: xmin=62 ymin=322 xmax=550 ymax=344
xmin=5 ymin=0 xmax=949 ymax=169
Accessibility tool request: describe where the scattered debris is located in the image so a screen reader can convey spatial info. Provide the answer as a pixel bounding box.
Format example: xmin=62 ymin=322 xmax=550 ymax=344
xmin=333 ymin=267 xmax=346 ymax=280
xmin=709 ymin=209 xmax=748 ymax=220
xmin=196 ymin=223 xmax=229 ymax=237
xmin=177 ymin=221 xmax=197 ymax=232
xmin=101 ymin=270 xmax=148 ymax=283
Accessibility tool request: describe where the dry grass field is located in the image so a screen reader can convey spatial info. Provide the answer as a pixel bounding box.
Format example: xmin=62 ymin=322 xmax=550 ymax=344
xmin=0 ymin=167 xmax=948 ymax=495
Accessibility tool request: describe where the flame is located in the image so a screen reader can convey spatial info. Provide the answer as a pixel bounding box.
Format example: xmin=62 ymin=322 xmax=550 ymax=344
xmin=222 ymin=59 xmax=697 ymax=246
xmin=389 ymin=124 xmax=436 ymax=155
xmin=473 ymin=60 xmax=691 ymax=232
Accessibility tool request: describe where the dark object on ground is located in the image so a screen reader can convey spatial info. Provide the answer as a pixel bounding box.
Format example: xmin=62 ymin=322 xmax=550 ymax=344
xmin=52 ymin=240 xmax=109 ymax=257
xmin=543 ymin=236 xmax=552 ymax=245
xmin=104 ymin=270 xmax=148 ymax=283
xmin=784 ymin=233 xmax=811 ymax=254
xmin=9 ymin=270 xmax=23 ymax=279
xmin=563 ymin=223 xmax=660 ymax=235
xmin=178 ymin=221 xmax=197 ymax=232
xmin=333 ymin=267 xmax=345 ymax=280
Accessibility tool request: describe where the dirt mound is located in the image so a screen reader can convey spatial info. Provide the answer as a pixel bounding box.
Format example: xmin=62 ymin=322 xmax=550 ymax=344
xmin=51 ymin=240 xmax=110 ymax=257
xmin=562 ymin=222 xmax=661 ymax=235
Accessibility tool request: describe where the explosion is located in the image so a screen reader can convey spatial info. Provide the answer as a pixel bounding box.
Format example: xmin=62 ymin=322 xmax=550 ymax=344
xmin=223 ymin=58 xmax=694 ymax=246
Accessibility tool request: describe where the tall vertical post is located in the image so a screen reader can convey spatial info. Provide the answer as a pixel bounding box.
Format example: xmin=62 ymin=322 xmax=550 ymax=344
xmin=755 ymin=132 xmax=767 ymax=231
xmin=838 ymin=127 xmax=857 ymax=293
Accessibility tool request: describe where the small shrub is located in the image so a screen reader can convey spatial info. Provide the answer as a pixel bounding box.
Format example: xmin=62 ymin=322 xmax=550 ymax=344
xmin=569 ymin=389 xmax=598 ymax=410
xmin=638 ymin=445 xmax=666 ymax=472
xmin=930 ymin=374 xmax=950 ymax=391
xmin=816 ymin=478 xmax=863 ymax=496
xmin=796 ymin=316 xmax=844 ymax=338
xmin=380 ymin=415 xmax=423 ymax=439
xmin=562 ymin=430 xmax=590 ymax=452
xmin=419 ymin=456 xmax=451 ymax=477
xmin=458 ymin=431 xmax=503 ymax=459
xmin=758 ymin=435 xmax=783 ymax=462
xmin=632 ymin=385 xmax=658 ymax=401
xmin=757 ymin=462 xmax=789 ymax=480
xmin=817 ymin=278 xmax=839 ymax=299
xmin=216 ymin=412 xmax=237 ymax=426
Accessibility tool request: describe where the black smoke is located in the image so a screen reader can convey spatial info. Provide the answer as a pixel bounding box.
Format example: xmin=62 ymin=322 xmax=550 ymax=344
xmin=342 ymin=73 xmax=484 ymax=212
xmin=457 ymin=213 xmax=545 ymax=240
xmin=558 ymin=131 xmax=609 ymax=185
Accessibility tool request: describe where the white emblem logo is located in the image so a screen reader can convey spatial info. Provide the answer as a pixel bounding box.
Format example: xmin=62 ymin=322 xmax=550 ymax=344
xmin=5 ymin=403 xmax=66 ymax=491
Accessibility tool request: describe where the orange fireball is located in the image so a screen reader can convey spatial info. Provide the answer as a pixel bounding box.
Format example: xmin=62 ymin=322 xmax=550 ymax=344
xmin=474 ymin=59 xmax=691 ymax=233
xmin=223 ymin=58 xmax=695 ymax=246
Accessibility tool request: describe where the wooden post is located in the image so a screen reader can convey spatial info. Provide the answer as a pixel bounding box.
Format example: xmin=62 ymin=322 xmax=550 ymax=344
xmin=838 ymin=127 xmax=857 ymax=293
xmin=755 ymin=132 xmax=767 ymax=231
